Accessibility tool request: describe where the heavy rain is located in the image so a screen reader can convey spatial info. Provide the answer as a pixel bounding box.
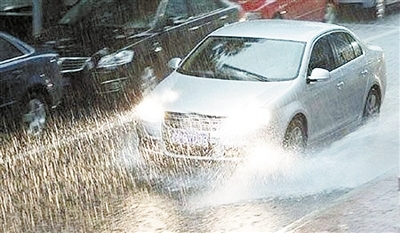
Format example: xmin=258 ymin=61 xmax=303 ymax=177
xmin=1 ymin=0 xmax=399 ymax=232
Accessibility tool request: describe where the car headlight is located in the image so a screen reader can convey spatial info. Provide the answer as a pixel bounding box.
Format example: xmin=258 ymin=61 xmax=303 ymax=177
xmin=97 ymin=50 xmax=134 ymax=69
xmin=136 ymin=90 xmax=179 ymax=123
xmin=136 ymin=97 xmax=165 ymax=123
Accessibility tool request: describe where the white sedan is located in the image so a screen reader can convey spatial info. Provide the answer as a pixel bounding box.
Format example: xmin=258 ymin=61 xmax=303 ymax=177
xmin=136 ymin=19 xmax=386 ymax=161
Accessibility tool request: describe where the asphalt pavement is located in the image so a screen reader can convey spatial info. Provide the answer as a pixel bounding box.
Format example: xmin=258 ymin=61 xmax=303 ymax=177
xmin=277 ymin=168 xmax=400 ymax=233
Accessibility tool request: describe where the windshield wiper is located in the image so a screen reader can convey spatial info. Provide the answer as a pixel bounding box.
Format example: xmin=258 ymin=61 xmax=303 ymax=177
xmin=221 ymin=64 xmax=268 ymax=81
xmin=178 ymin=68 xmax=215 ymax=78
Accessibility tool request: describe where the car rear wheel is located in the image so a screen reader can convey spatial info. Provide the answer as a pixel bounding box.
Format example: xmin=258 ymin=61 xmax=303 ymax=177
xmin=374 ymin=0 xmax=385 ymax=19
xmin=324 ymin=2 xmax=337 ymax=23
xmin=21 ymin=92 xmax=48 ymax=136
xmin=283 ymin=117 xmax=307 ymax=152
xmin=363 ymin=87 xmax=381 ymax=121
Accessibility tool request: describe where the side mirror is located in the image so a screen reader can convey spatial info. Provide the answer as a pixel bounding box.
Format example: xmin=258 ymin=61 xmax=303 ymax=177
xmin=307 ymin=68 xmax=330 ymax=83
xmin=168 ymin=57 xmax=182 ymax=69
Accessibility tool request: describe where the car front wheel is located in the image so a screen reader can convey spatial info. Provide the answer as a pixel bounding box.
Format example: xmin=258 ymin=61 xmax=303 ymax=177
xmin=21 ymin=92 xmax=48 ymax=136
xmin=363 ymin=87 xmax=381 ymax=121
xmin=283 ymin=117 xmax=308 ymax=152
xmin=374 ymin=0 xmax=385 ymax=19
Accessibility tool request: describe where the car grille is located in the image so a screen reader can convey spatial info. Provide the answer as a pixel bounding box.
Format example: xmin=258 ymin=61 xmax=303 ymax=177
xmin=164 ymin=112 xmax=224 ymax=131
xmin=162 ymin=112 xmax=226 ymax=157
xmin=59 ymin=57 xmax=91 ymax=73
xmin=164 ymin=142 xmax=214 ymax=157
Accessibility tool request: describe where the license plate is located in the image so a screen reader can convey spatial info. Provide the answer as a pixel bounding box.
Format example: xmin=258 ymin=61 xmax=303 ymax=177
xmin=170 ymin=129 xmax=209 ymax=146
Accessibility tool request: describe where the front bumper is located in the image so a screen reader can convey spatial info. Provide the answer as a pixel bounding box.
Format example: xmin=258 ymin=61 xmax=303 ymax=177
xmin=136 ymin=119 xmax=275 ymax=162
xmin=138 ymin=134 xmax=246 ymax=162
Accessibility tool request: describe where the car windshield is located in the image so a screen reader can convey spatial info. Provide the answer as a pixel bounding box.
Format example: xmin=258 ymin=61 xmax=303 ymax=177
xmin=59 ymin=0 xmax=160 ymax=29
xmin=178 ymin=36 xmax=306 ymax=82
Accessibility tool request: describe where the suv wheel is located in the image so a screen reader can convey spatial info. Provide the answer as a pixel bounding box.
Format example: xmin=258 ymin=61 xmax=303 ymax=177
xmin=375 ymin=0 xmax=385 ymax=19
xmin=21 ymin=92 xmax=48 ymax=135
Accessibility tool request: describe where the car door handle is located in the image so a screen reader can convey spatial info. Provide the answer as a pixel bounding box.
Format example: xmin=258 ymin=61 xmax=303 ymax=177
xmin=336 ymin=81 xmax=344 ymax=89
xmin=219 ymin=15 xmax=228 ymax=20
xmin=152 ymin=42 xmax=162 ymax=53
xmin=189 ymin=25 xmax=202 ymax=31
xmin=153 ymin=46 xmax=162 ymax=53
xmin=360 ymin=70 xmax=368 ymax=76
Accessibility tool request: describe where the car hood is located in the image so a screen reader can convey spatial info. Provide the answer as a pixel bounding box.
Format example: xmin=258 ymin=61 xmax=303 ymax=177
xmin=151 ymin=72 xmax=293 ymax=116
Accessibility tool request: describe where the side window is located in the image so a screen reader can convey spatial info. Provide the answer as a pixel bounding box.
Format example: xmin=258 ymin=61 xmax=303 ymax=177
xmin=308 ymin=36 xmax=335 ymax=75
xmin=0 ymin=38 xmax=23 ymax=62
xmin=189 ymin=0 xmax=220 ymax=16
xmin=346 ymin=33 xmax=363 ymax=58
xmin=166 ymin=0 xmax=189 ymax=22
xmin=330 ymin=32 xmax=358 ymax=67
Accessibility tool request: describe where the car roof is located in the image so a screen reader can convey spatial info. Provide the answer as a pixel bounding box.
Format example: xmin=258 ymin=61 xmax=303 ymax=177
xmin=210 ymin=19 xmax=347 ymax=42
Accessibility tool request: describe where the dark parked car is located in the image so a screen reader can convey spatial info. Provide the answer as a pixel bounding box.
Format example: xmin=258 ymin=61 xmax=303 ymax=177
xmin=37 ymin=0 xmax=241 ymax=105
xmin=0 ymin=32 xmax=63 ymax=135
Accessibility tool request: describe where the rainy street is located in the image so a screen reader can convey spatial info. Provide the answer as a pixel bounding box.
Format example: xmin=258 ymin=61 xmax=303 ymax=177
xmin=114 ymin=10 xmax=400 ymax=231
xmin=1 ymin=8 xmax=399 ymax=233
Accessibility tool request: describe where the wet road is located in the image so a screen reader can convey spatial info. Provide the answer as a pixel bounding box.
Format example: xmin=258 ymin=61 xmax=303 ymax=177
xmin=111 ymin=10 xmax=400 ymax=233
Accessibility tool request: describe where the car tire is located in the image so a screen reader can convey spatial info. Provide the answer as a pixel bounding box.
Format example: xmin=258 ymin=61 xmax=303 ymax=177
xmin=364 ymin=0 xmax=385 ymax=19
xmin=283 ymin=117 xmax=308 ymax=152
xmin=324 ymin=2 xmax=337 ymax=23
xmin=21 ymin=91 xmax=49 ymax=136
xmin=273 ymin=13 xmax=283 ymax=19
xmin=362 ymin=86 xmax=381 ymax=121
xmin=374 ymin=0 xmax=386 ymax=19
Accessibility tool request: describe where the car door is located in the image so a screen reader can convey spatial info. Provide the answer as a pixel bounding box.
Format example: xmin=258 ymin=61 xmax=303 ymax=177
xmin=0 ymin=36 xmax=26 ymax=112
xmin=304 ymin=34 xmax=345 ymax=140
xmin=328 ymin=31 xmax=369 ymax=125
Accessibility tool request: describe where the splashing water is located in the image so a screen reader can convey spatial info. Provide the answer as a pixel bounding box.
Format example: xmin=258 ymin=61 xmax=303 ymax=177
xmin=120 ymin=107 xmax=398 ymax=208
